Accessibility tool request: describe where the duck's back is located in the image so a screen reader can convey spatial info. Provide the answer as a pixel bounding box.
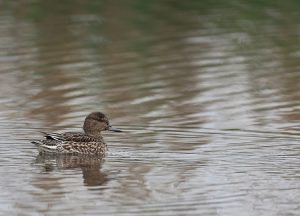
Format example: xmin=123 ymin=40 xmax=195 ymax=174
xmin=45 ymin=132 xmax=103 ymax=142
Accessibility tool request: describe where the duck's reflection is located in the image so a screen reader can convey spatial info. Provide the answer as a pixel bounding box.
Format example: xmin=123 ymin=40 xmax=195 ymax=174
xmin=35 ymin=154 xmax=108 ymax=187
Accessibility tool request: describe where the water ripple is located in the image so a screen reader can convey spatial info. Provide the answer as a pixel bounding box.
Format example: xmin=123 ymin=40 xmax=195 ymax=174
xmin=0 ymin=1 xmax=300 ymax=215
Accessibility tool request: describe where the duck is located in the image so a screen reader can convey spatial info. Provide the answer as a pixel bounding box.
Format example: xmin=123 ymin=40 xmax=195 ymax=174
xmin=32 ymin=112 xmax=122 ymax=155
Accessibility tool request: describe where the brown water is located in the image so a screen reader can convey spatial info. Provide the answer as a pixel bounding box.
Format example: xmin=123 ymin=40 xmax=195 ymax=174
xmin=0 ymin=1 xmax=300 ymax=215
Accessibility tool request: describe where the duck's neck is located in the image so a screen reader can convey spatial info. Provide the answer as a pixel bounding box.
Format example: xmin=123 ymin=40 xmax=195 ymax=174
xmin=84 ymin=129 xmax=102 ymax=138
xmin=83 ymin=121 xmax=103 ymax=138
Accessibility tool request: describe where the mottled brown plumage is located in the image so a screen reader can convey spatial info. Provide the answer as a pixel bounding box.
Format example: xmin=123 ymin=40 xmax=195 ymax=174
xmin=32 ymin=112 xmax=121 ymax=155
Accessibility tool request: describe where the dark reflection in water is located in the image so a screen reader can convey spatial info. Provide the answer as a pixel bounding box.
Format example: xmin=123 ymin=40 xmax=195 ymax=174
xmin=35 ymin=154 xmax=108 ymax=187
xmin=0 ymin=0 xmax=300 ymax=215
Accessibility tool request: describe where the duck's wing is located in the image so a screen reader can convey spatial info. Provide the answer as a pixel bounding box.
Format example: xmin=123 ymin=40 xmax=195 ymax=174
xmin=32 ymin=139 xmax=92 ymax=154
xmin=32 ymin=140 xmax=106 ymax=155
xmin=40 ymin=132 xmax=65 ymax=141
xmin=41 ymin=132 xmax=100 ymax=142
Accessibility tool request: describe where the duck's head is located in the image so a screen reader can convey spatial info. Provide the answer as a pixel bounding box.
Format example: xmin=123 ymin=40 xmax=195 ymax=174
xmin=83 ymin=112 xmax=122 ymax=136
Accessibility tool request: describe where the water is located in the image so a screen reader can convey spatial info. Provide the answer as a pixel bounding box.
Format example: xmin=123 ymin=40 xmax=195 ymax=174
xmin=0 ymin=1 xmax=300 ymax=215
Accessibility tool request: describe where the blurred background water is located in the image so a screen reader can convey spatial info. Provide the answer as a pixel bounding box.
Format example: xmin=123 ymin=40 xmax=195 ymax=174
xmin=0 ymin=0 xmax=299 ymax=215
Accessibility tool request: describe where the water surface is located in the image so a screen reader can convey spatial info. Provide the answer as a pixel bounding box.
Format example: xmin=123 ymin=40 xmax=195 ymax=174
xmin=0 ymin=1 xmax=300 ymax=215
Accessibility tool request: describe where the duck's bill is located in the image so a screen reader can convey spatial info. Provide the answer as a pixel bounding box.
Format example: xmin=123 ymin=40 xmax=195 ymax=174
xmin=108 ymin=126 xmax=122 ymax=132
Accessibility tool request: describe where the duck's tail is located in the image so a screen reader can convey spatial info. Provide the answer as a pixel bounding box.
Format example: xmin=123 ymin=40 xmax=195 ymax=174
xmin=31 ymin=140 xmax=43 ymax=146
xmin=32 ymin=140 xmax=59 ymax=153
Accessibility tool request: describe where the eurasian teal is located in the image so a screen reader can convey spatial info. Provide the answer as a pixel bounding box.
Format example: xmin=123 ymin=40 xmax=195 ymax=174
xmin=32 ymin=112 xmax=122 ymax=155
